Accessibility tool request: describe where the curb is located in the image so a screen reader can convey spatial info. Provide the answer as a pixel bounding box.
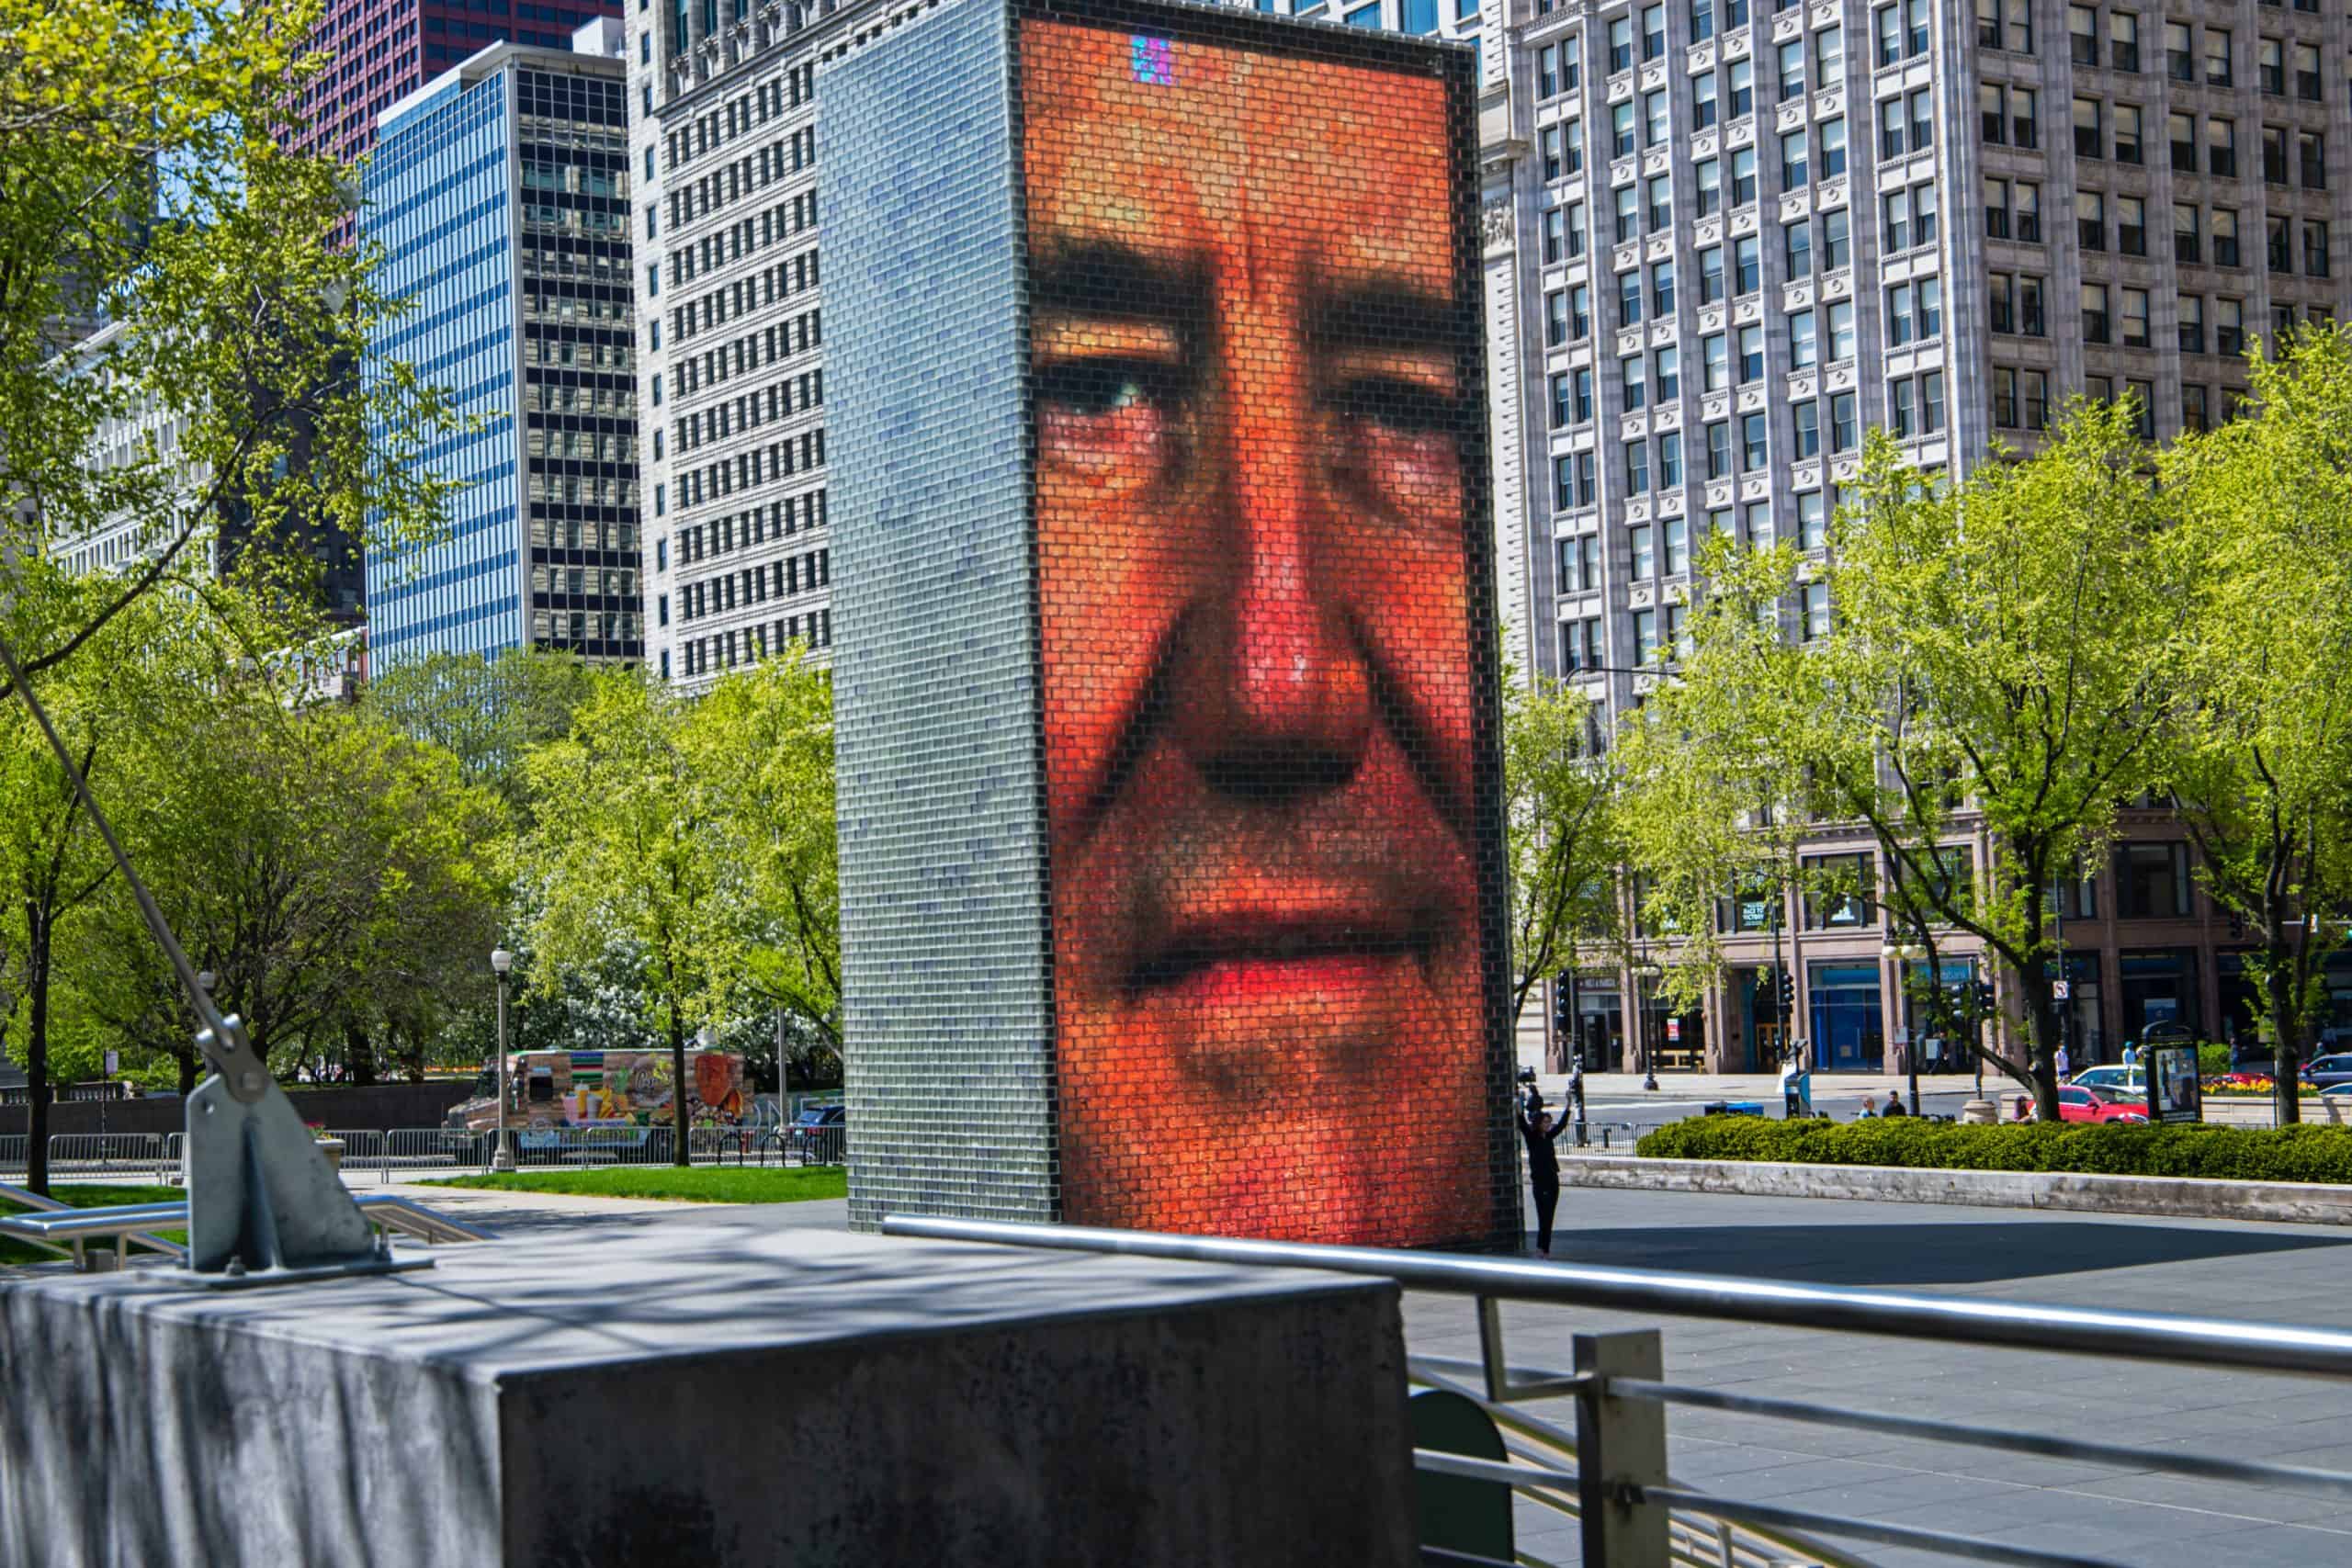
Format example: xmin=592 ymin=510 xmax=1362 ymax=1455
xmin=1558 ymin=1155 xmax=2352 ymax=1226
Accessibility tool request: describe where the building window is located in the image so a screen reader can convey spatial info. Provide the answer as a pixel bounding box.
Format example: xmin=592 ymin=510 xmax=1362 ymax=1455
xmin=1800 ymin=582 xmax=1833 ymax=644
xmin=1821 ymin=207 xmax=1850 ymax=268
xmin=1796 ymin=488 xmax=1826 ymax=547
xmin=2081 ymin=281 xmax=2110 ymax=343
xmin=2113 ymin=842 xmax=2191 ymax=919
xmin=1793 ymin=399 xmax=1820 ymax=457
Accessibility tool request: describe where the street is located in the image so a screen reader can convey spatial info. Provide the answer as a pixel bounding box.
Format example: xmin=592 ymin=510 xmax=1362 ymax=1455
xmin=1530 ymin=1071 xmax=2007 ymax=1148
xmin=1418 ymin=1185 xmax=2352 ymax=1566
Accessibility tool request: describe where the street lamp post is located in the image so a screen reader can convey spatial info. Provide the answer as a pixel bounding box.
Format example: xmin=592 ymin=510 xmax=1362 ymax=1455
xmin=1883 ymin=940 xmax=1924 ymax=1116
xmin=490 ymin=948 xmax=514 ymax=1173
xmin=1634 ymin=961 xmax=1662 ymax=1092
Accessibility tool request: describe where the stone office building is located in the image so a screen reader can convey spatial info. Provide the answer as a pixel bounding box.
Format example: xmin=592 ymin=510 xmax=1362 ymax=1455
xmin=1477 ymin=0 xmax=2352 ymax=1073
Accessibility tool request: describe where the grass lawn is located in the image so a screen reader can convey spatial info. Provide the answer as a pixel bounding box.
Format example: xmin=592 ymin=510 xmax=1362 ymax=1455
xmin=0 ymin=1184 xmax=187 ymax=1266
xmin=424 ymin=1166 xmax=848 ymax=1204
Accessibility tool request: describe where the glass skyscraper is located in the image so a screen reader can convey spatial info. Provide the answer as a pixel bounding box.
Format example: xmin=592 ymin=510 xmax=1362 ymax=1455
xmin=362 ymin=30 xmax=645 ymax=670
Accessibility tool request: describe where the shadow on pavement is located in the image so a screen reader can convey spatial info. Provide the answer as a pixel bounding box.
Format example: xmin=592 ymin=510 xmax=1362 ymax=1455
xmin=1543 ymin=1219 xmax=2352 ymax=1287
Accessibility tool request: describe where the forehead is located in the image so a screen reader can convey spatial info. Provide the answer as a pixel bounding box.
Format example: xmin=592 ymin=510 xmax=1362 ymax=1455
xmin=1018 ymin=19 xmax=1454 ymax=287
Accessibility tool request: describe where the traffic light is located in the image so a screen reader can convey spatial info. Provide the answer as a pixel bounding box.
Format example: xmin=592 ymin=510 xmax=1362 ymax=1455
xmin=1774 ymin=969 xmax=1796 ymax=1012
xmin=1974 ymin=980 xmax=1996 ymax=1014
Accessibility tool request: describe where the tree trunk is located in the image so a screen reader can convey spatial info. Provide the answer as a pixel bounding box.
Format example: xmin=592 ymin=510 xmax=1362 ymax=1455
xmin=25 ymin=920 xmax=51 ymax=1198
xmin=2017 ymin=964 xmax=2063 ymax=1122
xmin=669 ymin=1010 xmax=690 ymax=1168
xmin=2267 ymin=950 xmax=2301 ymax=1125
xmin=345 ymin=1018 xmax=378 ymax=1087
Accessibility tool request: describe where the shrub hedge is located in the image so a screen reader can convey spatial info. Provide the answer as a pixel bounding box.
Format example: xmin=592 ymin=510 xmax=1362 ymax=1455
xmin=1634 ymin=1116 xmax=2352 ymax=1185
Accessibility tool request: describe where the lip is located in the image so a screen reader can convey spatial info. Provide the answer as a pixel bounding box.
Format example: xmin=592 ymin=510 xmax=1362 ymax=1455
xmin=1126 ymin=899 xmax=1431 ymax=995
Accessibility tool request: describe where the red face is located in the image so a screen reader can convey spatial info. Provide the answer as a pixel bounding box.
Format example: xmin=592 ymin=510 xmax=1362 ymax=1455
xmin=1023 ymin=21 xmax=1496 ymax=1247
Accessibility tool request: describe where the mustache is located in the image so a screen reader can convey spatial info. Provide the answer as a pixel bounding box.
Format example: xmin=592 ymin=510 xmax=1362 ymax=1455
xmin=1068 ymin=601 xmax=1475 ymax=853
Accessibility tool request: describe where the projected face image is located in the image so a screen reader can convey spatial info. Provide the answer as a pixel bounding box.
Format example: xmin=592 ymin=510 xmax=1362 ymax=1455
xmin=1023 ymin=21 xmax=1493 ymax=1246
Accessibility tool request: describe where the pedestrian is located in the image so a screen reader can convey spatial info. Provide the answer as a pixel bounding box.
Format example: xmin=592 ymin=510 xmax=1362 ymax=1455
xmin=2054 ymin=1043 xmax=2072 ymax=1081
xmin=2013 ymin=1093 xmax=2034 ymax=1122
xmin=1883 ymin=1089 xmax=1906 ymax=1117
xmin=1857 ymin=1097 xmax=1877 ymax=1119
xmin=1520 ymin=1098 xmax=1569 ymax=1256
xmin=2121 ymin=1041 xmax=2139 ymax=1068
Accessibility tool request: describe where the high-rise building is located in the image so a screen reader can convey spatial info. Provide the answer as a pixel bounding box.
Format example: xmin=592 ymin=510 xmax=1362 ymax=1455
xmin=1482 ymin=0 xmax=2352 ymax=1075
xmin=625 ymin=0 xmax=872 ymax=692
xmin=294 ymin=0 xmax=624 ymax=170
xmin=360 ymin=28 xmax=647 ymax=671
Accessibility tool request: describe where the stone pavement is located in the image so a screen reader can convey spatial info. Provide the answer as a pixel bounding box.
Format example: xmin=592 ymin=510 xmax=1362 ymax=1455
xmin=368 ymin=1178 xmax=851 ymax=1239
xmin=1436 ymin=1186 xmax=2352 ymax=1567
xmin=37 ymin=1170 xmax=2352 ymax=1564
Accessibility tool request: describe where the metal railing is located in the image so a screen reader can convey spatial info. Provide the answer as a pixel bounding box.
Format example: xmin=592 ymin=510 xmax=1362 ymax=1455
xmin=0 ymin=1124 xmax=846 ymax=1187
xmin=882 ymin=1215 xmax=2352 ymax=1568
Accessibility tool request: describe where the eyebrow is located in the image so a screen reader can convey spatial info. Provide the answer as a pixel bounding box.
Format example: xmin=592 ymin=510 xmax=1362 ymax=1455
xmin=1307 ymin=283 xmax=1467 ymax=356
xmin=1028 ymin=241 xmax=1208 ymax=325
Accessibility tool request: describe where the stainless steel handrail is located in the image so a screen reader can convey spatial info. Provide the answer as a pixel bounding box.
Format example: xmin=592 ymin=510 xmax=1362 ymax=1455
xmin=878 ymin=1214 xmax=2352 ymax=1378
xmin=1416 ymin=1452 xmax=2126 ymax=1568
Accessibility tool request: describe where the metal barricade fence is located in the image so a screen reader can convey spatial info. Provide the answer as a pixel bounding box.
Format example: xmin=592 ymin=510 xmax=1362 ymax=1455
xmin=509 ymin=1124 xmax=676 ymax=1168
xmin=0 ymin=1134 xmax=25 ymax=1177
xmin=323 ymin=1129 xmax=385 ymax=1183
xmin=384 ymin=1127 xmax=490 ymax=1183
xmin=44 ymin=1134 xmax=173 ymax=1184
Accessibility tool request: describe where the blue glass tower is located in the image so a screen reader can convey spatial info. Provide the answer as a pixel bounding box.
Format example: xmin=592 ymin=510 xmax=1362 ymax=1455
xmin=362 ymin=36 xmax=644 ymax=670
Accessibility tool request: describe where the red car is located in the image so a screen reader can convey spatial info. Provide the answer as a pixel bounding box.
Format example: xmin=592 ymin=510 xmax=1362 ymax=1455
xmin=2056 ymin=1085 xmax=2150 ymax=1124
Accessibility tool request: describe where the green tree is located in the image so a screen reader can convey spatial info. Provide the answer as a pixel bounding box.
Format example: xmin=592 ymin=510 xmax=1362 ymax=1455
xmin=1501 ymin=663 xmax=1630 ymax=1069
xmin=518 ymin=671 xmax=729 ymax=1164
xmin=1615 ymin=536 xmax=1837 ymax=1062
xmin=3 ymin=0 xmax=463 ymax=699
xmin=1813 ymin=408 xmax=2183 ymax=1118
xmin=67 ymin=689 xmax=504 ymax=1091
xmin=2163 ymin=327 xmax=2352 ymax=1122
xmin=365 ymin=649 xmax=598 ymax=815
xmin=689 ymin=648 xmax=841 ymax=1061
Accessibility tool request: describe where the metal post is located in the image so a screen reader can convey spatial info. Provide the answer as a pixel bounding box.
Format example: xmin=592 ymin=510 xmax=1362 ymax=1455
xmin=492 ymin=972 xmax=515 ymax=1173
xmin=1574 ymin=1329 xmax=1669 ymax=1568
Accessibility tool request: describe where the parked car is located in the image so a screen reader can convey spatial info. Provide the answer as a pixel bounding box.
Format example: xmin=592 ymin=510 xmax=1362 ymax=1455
xmin=2055 ymin=1085 xmax=2151 ymax=1124
xmin=2070 ymin=1066 xmax=2146 ymax=1097
xmin=2321 ymin=1083 xmax=2352 ymax=1100
xmin=2301 ymin=1054 xmax=2352 ymax=1092
xmin=788 ymin=1102 xmax=847 ymax=1163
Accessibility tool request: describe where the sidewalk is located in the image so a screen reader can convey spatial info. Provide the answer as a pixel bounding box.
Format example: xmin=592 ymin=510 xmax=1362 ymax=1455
xmin=1532 ymin=1071 xmax=1938 ymax=1101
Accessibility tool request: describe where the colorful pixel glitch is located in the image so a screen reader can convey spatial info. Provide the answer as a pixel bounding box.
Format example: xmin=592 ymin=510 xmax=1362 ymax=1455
xmin=825 ymin=0 xmax=1516 ymax=1251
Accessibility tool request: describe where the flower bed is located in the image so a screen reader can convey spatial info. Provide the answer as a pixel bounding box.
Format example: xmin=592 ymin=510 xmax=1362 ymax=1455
xmin=1635 ymin=1117 xmax=2352 ymax=1184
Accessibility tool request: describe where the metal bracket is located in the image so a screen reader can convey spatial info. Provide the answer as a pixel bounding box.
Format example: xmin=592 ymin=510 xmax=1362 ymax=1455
xmin=182 ymin=1021 xmax=430 ymax=1285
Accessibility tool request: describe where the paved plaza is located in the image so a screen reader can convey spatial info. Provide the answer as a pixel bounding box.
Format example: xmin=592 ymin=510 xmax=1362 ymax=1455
xmin=1422 ymin=1186 xmax=2352 ymax=1566
xmin=33 ymin=1173 xmax=2352 ymax=1565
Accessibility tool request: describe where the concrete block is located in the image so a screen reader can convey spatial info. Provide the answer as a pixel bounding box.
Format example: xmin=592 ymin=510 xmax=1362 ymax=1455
xmin=0 ymin=1221 xmax=1417 ymax=1567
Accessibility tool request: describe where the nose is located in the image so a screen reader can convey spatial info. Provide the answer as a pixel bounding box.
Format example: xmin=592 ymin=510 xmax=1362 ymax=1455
xmin=1166 ymin=286 xmax=1374 ymax=799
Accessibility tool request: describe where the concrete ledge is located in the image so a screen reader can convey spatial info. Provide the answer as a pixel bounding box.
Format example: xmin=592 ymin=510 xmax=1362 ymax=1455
xmin=0 ymin=1219 xmax=1418 ymax=1566
xmin=1562 ymin=1155 xmax=2352 ymax=1225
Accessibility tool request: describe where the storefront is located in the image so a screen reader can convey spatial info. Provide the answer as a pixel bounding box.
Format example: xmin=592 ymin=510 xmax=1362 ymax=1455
xmin=1808 ymin=963 xmax=1885 ymax=1071
xmin=1552 ymin=972 xmax=1622 ymax=1073
xmin=2054 ymin=952 xmax=2107 ymax=1065
xmin=2120 ymin=948 xmax=2201 ymax=1044
xmin=1731 ymin=966 xmax=1792 ymax=1073
xmin=1896 ymin=958 xmax=1978 ymax=1075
